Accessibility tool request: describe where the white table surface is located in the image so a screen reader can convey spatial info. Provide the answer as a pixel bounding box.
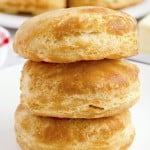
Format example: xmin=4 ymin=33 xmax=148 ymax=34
xmin=0 ymin=62 xmax=150 ymax=150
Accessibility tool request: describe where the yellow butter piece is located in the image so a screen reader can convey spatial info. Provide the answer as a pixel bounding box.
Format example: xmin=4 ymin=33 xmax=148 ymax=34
xmin=139 ymin=14 xmax=150 ymax=54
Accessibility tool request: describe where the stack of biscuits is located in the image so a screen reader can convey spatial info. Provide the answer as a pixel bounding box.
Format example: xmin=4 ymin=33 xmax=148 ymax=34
xmin=13 ymin=6 xmax=140 ymax=150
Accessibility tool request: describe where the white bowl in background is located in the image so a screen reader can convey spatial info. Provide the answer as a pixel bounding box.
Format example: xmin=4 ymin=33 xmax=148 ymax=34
xmin=0 ymin=26 xmax=10 ymax=68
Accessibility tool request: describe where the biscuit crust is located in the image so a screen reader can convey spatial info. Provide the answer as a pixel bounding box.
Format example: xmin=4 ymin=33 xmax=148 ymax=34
xmin=20 ymin=60 xmax=140 ymax=118
xmin=0 ymin=0 xmax=66 ymax=14
xmin=68 ymin=0 xmax=143 ymax=10
xmin=15 ymin=104 xmax=135 ymax=150
xmin=13 ymin=6 xmax=138 ymax=63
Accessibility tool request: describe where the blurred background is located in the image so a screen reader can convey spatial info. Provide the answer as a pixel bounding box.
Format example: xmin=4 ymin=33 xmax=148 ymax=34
xmin=0 ymin=0 xmax=150 ymax=69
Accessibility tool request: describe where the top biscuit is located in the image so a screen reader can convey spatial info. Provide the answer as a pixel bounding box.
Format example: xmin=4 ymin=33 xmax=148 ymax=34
xmin=13 ymin=6 xmax=138 ymax=63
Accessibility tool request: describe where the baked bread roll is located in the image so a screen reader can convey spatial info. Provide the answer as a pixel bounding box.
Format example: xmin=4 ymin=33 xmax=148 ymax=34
xmin=13 ymin=6 xmax=138 ymax=63
xmin=68 ymin=0 xmax=143 ymax=10
xmin=15 ymin=104 xmax=135 ymax=150
xmin=0 ymin=0 xmax=66 ymax=15
xmin=20 ymin=60 xmax=140 ymax=118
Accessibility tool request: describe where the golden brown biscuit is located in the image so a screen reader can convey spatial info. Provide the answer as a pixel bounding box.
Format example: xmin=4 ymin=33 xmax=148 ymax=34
xmin=15 ymin=104 xmax=135 ymax=150
xmin=13 ymin=6 xmax=138 ymax=63
xmin=20 ymin=60 xmax=140 ymax=118
xmin=0 ymin=0 xmax=66 ymax=15
xmin=68 ymin=0 xmax=143 ymax=10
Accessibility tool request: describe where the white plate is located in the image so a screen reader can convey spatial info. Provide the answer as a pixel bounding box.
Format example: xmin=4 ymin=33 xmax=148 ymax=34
xmin=0 ymin=0 xmax=150 ymax=29
xmin=0 ymin=62 xmax=150 ymax=150
xmin=122 ymin=0 xmax=150 ymax=19
xmin=0 ymin=13 xmax=29 ymax=29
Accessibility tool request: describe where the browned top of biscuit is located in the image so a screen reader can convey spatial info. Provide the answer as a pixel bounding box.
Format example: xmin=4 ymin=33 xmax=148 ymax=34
xmin=0 ymin=0 xmax=66 ymax=10
xmin=67 ymin=0 xmax=143 ymax=10
xmin=16 ymin=6 xmax=136 ymax=37
xmin=21 ymin=60 xmax=139 ymax=92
